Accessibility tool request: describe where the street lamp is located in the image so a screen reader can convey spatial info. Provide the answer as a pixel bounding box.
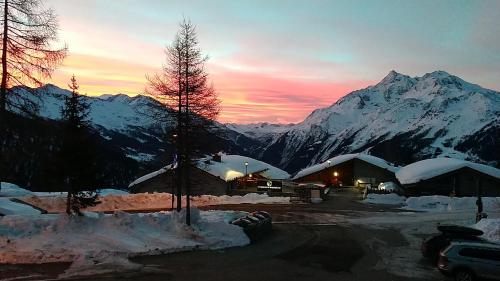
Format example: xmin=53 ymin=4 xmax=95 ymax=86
xmin=334 ymin=171 xmax=338 ymax=177
xmin=245 ymin=162 xmax=248 ymax=175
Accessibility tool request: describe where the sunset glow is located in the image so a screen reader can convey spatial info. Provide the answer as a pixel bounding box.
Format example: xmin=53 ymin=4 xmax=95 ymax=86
xmin=46 ymin=0 xmax=500 ymax=123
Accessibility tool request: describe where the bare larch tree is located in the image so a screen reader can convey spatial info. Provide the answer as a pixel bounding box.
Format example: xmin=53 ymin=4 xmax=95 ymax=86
xmin=147 ymin=19 xmax=220 ymax=225
xmin=0 ymin=0 xmax=67 ymax=184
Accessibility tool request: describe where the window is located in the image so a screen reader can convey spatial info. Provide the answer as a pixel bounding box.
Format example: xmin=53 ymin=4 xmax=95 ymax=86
xmin=459 ymin=248 xmax=500 ymax=261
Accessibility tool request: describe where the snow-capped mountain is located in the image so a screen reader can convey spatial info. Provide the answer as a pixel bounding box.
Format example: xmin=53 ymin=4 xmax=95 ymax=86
xmin=6 ymin=69 xmax=499 ymax=183
xmin=250 ymin=71 xmax=499 ymax=173
xmin=10 ymin=84 xmax=259 ymax=164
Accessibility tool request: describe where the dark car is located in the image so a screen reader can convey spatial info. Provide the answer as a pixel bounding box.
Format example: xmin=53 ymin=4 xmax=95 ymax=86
xmin=438 ymin=241 xmax=500 ymax=281
xmin=231 ymin=211 xmax=273 ymax=242
xmin=421 ymin=225 xmax=487 ymax=262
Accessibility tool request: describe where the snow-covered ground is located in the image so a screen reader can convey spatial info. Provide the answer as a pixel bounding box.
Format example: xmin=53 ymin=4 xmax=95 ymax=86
xmin=0 ymin=209 xmax=249 ymax=278
xmin=20 ymin=192 xmax=290 ymax=214
xmin=362 ymin=193 xmax=406 ymax=205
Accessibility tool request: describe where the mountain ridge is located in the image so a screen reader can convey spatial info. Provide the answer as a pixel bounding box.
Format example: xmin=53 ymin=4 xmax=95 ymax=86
xmin=6 ymin=70 xmax=499 ymax=182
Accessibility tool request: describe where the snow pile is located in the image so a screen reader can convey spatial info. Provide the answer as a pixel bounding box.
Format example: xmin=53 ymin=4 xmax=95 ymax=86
xmin=98 ymin=189 xmax=130 ymax=196
xmin=363 ymin=193 xmax=406 ymax=205
xmin=0 ymin=198 xmax=41 ymax=215
xmin=361 ymin=193 xmax=500 ymax=212
xmin=21 ymin=192 xmax=290 ymax=213
xmin=404 ymin=196 xmax=500 ymax=212
xmin=0 ymin=209 xmax=249 ymax=276
xmin=473 ymin=219 xmax=500 ymax=243
xmin=293 ymin=153 xmax=398 ymax=180
xmin=396 ymin=158 xmax=500 ymax=185
xmin=0 ymin=182 xmax=32 ymax=197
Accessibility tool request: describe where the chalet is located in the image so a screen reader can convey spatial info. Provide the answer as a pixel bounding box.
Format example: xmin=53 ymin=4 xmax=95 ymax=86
xmin=396 ymin=158 xmax=500 ymax=196
xmin=292 ymin=153 xmax=398 ymax=187
xmin=129 ymin=154 xmax=290 ymax=195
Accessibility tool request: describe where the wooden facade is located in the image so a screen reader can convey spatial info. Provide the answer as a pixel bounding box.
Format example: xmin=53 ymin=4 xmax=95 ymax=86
xmin=294 ymin=158 xmax=396 ymax=187
xmin=402 ymin=167 xmax=500 ymax=197
xmin=131 ymin=167 xmax=230 ymax=195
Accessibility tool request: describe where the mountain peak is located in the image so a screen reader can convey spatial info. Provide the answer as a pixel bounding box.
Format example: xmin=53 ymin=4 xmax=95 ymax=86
xmin=423 ymin=70 xmax=452 ymax=79
xmin=378 ymin=70 xmax=412 ymax=85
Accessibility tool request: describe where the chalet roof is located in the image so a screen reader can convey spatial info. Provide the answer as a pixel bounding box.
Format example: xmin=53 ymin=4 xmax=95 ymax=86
xmin=293 ymin=153 xmax=399 ymax=180
xmin=128 ymin=154 xmax=290 ymax=188
xmin=396 ymin=158 xmax=500 ymax=185
xmin=198 ymin=154 xmax=290 ymax=181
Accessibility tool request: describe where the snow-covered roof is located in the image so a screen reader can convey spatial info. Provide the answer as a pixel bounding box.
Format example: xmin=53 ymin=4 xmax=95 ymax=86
xmin=128 ymin=155 xmax=290 ymax=187
xmin=128 ymin=164 xmax=174 ymax=188
xmin=199 ymin=154 xmax=290 ymax=181
xmin=293 ymin=153 xmax=398 ymax=180
xmin=396 ymin=158 xmax=500 ymax=185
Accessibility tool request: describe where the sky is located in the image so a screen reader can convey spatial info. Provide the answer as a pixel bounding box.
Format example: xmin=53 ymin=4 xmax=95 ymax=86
xmin=45 ymin=0 xmax=500 ymax=124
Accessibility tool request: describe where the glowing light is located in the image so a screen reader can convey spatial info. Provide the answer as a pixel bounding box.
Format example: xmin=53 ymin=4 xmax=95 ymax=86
xmin=333 ymin=171 xmax=338 ymax=177
xmin=225 ymin=170 xmax=244 ymax=181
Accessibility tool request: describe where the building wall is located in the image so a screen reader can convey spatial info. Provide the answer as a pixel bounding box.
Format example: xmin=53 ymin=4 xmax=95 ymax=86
xmin=295 ymin=159 xmax=395 ymax=187
xmin=131 ymin=168 xmax=229 ymax=196
xmin=352 ymin=159 xmax=395 ymax=187
xmin=403 ymin=168 xmax=500 ymax=197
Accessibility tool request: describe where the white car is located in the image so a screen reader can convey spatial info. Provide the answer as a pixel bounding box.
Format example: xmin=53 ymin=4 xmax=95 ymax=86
xmin=377 ymin=181 xmax=398 ymax=192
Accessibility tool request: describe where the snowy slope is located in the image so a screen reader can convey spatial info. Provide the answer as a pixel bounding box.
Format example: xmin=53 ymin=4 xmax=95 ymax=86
xmin=255 ymin=70 xmax=499 ymax=172
xmin=8 ymin=85 xmax=258 ymax=165
xmin=13 ymin=84 xmax=162 ymax=132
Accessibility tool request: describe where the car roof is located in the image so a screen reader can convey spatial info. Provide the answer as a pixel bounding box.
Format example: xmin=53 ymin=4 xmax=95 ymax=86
xmin=449 ymin=241 xmax=500 ymax=250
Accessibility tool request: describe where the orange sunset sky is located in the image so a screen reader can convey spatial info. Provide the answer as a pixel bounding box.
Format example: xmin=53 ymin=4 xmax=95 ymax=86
xmin=46 ymin=0 xmax=500 ymax=124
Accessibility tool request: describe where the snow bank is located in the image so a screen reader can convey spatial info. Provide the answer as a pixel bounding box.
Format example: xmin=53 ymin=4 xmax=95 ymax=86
xmin=473 ymin=219 xmax=500 ymax=243
xmin=293 ymin=153 xmax=398 ymax=180
xmin=98 ymin=189 xmax=129 ymax=196
xmin=396 ymin=158 xmax=500 ymax=185
xmin=404 ymin=196 xmax=500 ymax=212
xmin=0 ymin=198 xmax=41 ymax=215
xmin=361 ymin=194 xmax=500 ymax=213
xmin=21 ymin=192 xmax=290 ymax=213
xmin=362 ymin=193 xmax=406 ymax=205
xmin=0 ymin=182 xmax=32 ymax=197
xmin=0 ymin=209 xmax=249 ymax=276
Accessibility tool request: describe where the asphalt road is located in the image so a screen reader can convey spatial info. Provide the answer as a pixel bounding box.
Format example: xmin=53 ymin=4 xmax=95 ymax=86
xmin=0 ymin=188 xmax=446 ymax=281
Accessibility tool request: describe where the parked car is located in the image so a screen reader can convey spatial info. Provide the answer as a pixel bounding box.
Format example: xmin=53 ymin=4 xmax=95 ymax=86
xmin=421 ymin=225 xmax=487 ymax=261
xmin=438 ymin=241 xmax=500 ymax=281
xmin=231 ymin=211 xmax=273 ymax=242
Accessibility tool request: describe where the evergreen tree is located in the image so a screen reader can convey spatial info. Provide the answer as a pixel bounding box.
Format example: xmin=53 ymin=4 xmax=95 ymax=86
xmin=147 ymin=19 xmax=220 ymax=225
xmin=60 ymin=75 xmax=100 ymax=215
